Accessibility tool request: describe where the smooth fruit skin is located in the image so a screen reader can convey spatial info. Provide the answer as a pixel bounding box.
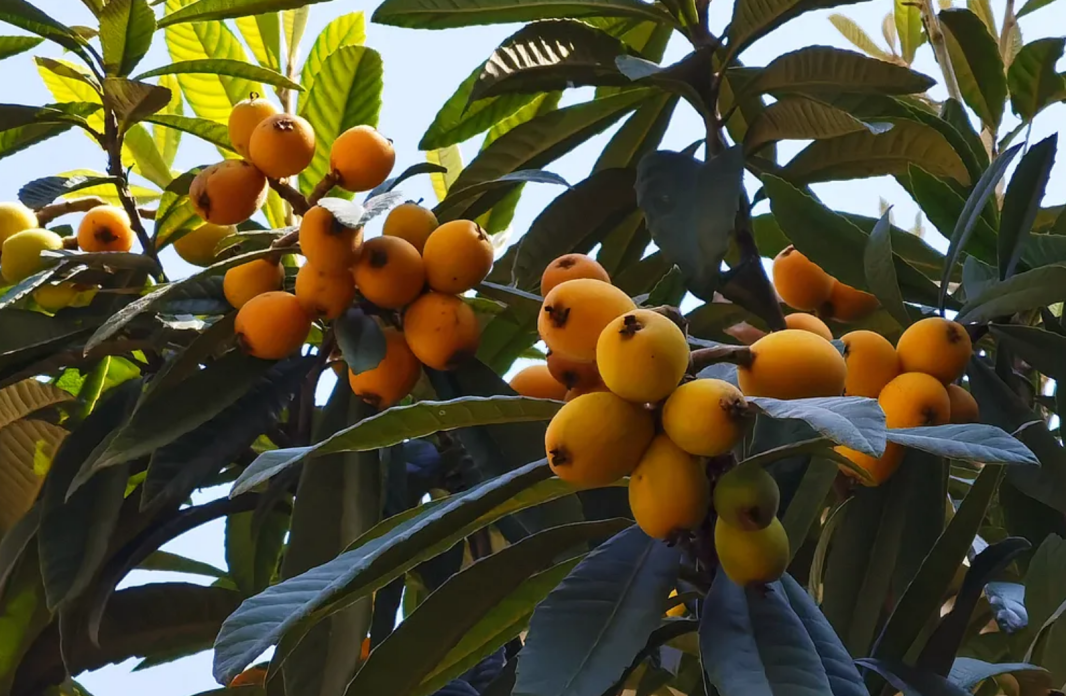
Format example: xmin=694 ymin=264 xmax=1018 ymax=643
xmin=383 ymin=202 xmax=438 ymax=253
xmin=738 ymin=329 xmax=847 ymax=399
xmin=330 ymin=125 xmax=396 ymax=192
xmin=842 ymin=330 xmax=900 ymax=398
xmin=0 ymin=201 xmax=38 ymax=245
xmin=509 ymin=364 xmax=567 ymax=400
xmin=879 ymin=372 xmax=951 ymax=428
xmin=546 ymin=350 xmax=601 ymax=391
xmin=299 ymin=205 xmax=363 ymax=273
xmin=663 ymin=379 xmax=748 ymax=456
xmin=825 ymin=280 xmax=879 ymax=321
xmin=541 ymin=253 xmax=610 ymax=296
xmin=564 ymin=383 xmax=609 ymax=401
xmin=597 ymin=309 xmax=690 ymax=403
xmin=190 ymin=160 xmax=268 ymax=225
xmin=349 ymin=327 xmax=422 ymax=409
xmin=77 ymin=205 xmax=133 ymax=252
xmin=353 ymin=236 xmax=426 ymax=310
xmin=714 ymin=516 xmax=790 ymax=586
xmin=228 ymin=95 xmax=279 ymax=159
xmin=947 ymin=383 xmax=979 ymax=424
xmin=713 ymin=465 xmax=780 ymax=531
xmin=422 ymin=220 xmax=494 ymax=294
xmin=544 ymin=391 xmax=654 ymax=488
xmin=836 ymin=443 xmax=904 ymax=486
xmin=173 ymin=223 xmax=235 ymax=266
xmin=896 ymin=317 xmax=972 ymax=384
xmin=235 ymin=291 xmax=312 ymax=360
xmin=248 ymin=113 xmax=316 ymax=179
xmin=295 ymin=261 xmax=356 ymax=320
xmin=784 ymin=312 xmax=833 ymax=340
xmin=223 ymin=258 xmax=284 ymax=309
xmin=772 ymin=245 xmax=834 ymax=311
xmin=666 ymin=589 xmax=686 ymax=618
xmin=33 ymin=282 xmax=80 ymax=312
xmin=538 ymin=279 xmax=636 ymax=363
xmin=1 ymin=229 xmax=62 ymax=282
xmin=230 ymin=667 xmax=267 ymax=688
xmin=629 ymin=434 xmax=710 ymax=539
xmin=403 ymin=292 xmax=480 ymax=371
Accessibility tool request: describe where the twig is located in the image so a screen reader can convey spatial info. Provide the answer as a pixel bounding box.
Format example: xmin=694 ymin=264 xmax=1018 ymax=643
xmin=918 ymin=0 xmax=963 ymax=102
xmin=36 ymin=196 xmax=109 ymax=225
xmin=689 ymin=344 xmax=755 ymax=372
xmin=308 ymin=171 xmax=340 ymax=207
xmin=268 ymin=178 xmax=310 ymax=217
xmin=137 ymin=207 xmax=156 ymax=220
xmin=271 ymin=227 xmax=300 ymax=249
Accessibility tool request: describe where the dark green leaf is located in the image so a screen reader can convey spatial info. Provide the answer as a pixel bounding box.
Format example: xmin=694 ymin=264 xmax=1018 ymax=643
xmin=948 ymin=658 xmax=1050 ymax=692
xmin=999 ymin=134 xmax=1057 ymax=278
xmin=371 ymin=0 xmax=679 ymax=29
xmin=938 ymin=9 xmax=1007 ymax=129
xmin=991 ymin=324 xmax=1066 ymax=381
xmin=137 ymin=551 xmax=226 ymax=578
xmin=366 ymin=162 xmax=448 ymax=199
xmin=18 ymin=174 xmax=121 ymax=208
xmin=1021 ymin=534 xmax=1066 ymax=658
xmin=0 ymin=0 xmax=92 ymax=62
xmin=0 ymin=103 xmax=92 ymax=132
xmin=0 ymin=35 xmax=43 ymax=60
xmin=739 ymin=46 xmax=935 ymax=98
xmin=100 ymin=0 xmax=155 ymax=76
xmin=137 ymin=58 xmax=302 ymax=91
xmin=749 ymin=396 xmax=885 ymax=457
xmin=939 ymin=98 xmax=989 ymax=173
xmin=226 ymin=508 xmax=288 ymax=596
xmin=1017 ymin=0 xmax=1062 ymax=16
xmin=299 ymin=11 xmax=365 ymax=93
xmin=885 ymin=423 xmax=1038 ymax=465
xmin=744 ymin=97 xmax=878 ymax=152
xmin=594 ymin=92 xmax=677 ymax=171
xmin=335 ymin=307 xmax=386 ymax=377
xmin=102 ymin=77 xmax=172 ymax=132
xmin=434 ymin=170 xmax=570 ymax=221
xmin=0 ymin=544 xmax=54 ymax=695
xmin=780 ymin=458 xmax=838 ymax=556
xmin=863 ymin=209 xmax=909 ymax=327
xmin=726 ymin=0 xmax=866 ymax=61
xmin=159 ymin=0 xmax=333 ymax=27
xmin=1007 ymin=38 xmax=1066 ymax=122
xmin=958 ymin=263 xmax=1066 ymax=323
xmin=904 ymin=165 xmax=997 ymax=267
xmin=857 ymin=659 xmax=970 ymax=696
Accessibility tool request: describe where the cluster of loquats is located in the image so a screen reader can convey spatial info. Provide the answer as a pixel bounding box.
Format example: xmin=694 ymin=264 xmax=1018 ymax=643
xmin=772 ymin=244 xmax=880 ymax=323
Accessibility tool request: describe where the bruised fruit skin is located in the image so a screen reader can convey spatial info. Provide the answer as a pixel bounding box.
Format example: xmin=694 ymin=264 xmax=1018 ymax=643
xmin=842 ymin=330 xmax=900 ymax=398
xmin=541 ymin=253 xmax=610 ymax=296
xmin=349 ymin=327 xmax=422 ymax=409
xmin=545 ymin=391 xmax=654 ymax=487
xmin=546 ymin=350 xmax=601 ymax=391
xmin=737 ymin=329 xmax=846 ymax=399
xmin=509 ymin=364 xmax=567 ymax=401
xmin=896 ymin=317 xmax=972 ymax=384
xmin=299 ymin=205 xmax=363 ymax=273
xmin=230 ymin=667 xmax=267 ymax=687
xmin=190 ymin=160 xmax=268 ymax=226
xmin=713 ymin=465 xmax=780 ymax=531
xmin=383 ymin=202 xmax=438 ymax=253
xmin=879 ymin=372 xmax=951 ymax=428
xmin=173 ymin=223 xmax=235 ymax=266
xmin=539 ymin=279 xmax=636 ymax=362
xmin=403 ymin=292 xmax=480 ymax=370
xmin=422 ymin=220 xmax=494 ymax=294
xmin=77 ymin=205 xmax=134 ymax=252
xmin=772 ymin=245 xmax=834 ymax=311
xmin=629 ymin=434 xmax=710 ymax=539
xmin=235 ymin=291 xmax=311 ymax=360
xmin=1 ymin=228 xmax=62 ymax=282
xmin=0 ymin=201 xmax=38 ymax=245
xmin=228 ymin=95 xmax=279 ymax=159
xmin=824 ymin=280 xmax=879 ymax=322
xmin=714 ymin=516 xmax=789 ymax=586
xmin=353 ymin=236 xmax=425 ymax=310
xmin=597 ymin=309 xmax=690 ymax=403
xmin=836 ymin=443 xmax=904 ymax=486
xmin=295 ymin=261 xmax=356 ymax=320
xmin=947 ymin=383 xmax=979 ymax=424
xmin=663 ymin=379 xmax=748 ymax=456
xmin=223 ymin=258 xmax=284 ymax=309
xmin=784 ymin=312 xmax=833 ymax=340
xmin=248 ymin=113 xmax=316 ymax=179
xmin=330 ymin=125 xmax=396 ymax=192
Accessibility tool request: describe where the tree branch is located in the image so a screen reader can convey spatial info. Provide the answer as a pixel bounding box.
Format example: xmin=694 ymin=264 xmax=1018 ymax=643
xmin=689 ymin=344 xmax=755 ymax=372
xmin=268 ymin=178 xmax=310 ymax=217
xmin=918 ymin=0 xmax=963 ymax=102
xmin=308 ymin=171 xmax=340 ymax=207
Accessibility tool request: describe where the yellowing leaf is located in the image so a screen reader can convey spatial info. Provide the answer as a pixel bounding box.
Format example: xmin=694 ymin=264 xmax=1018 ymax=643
xmin=829 ymin=14 xmax=893 ymax=62
xmin=299 ymin=12 xmax=365 ymax=96
xmin=427 ymin=145 xmax=463 ymax=203
xmin=0 ymin=420 xmax=66 ymax=530
xmin=0 ymin=380 xmax=72 ymax=429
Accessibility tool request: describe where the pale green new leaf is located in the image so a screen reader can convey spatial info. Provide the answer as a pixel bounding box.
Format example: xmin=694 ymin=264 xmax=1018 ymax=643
xmin=236 ymin=12 xmax=281 ymax=71
xmin=99 ymin=0 xmax=156 ymax=76
xmin=284 ymin=7 xmax=310 ymax=74
xmin=829 ymin=14 xmax=892 ymax=61
xmin=299 ymin=12 xmax=366 ymax=96
xmin=0 ymin=420 xmax=66 ymax=531
xmin=159 ymin=0 xmax=332 ymax=28
xmin=153 ymin=73 xmax=184 ymax=168
xmin=137 ymin=59 xmax=300 ymax=91
xmin=427 ymin=146 xmax=463 ymax=202
xmin=895 ymin=0 xmax=925 ymax=63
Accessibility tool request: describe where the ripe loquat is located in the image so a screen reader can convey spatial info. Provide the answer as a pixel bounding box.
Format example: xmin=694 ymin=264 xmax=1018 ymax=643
xmin=352 ymin=236 xmax=425 ymax=310
xmin=947 ymin=383 xmax=979 ymax=424
xmin=235 ymin=291 xmax=311 ymax=360
xmin=737 ymin=329 xmax=846 ymax=399
xmin=223 ymin=258 xmax=284 ymax=309
xmin=879 ymin=372 xmax=951 ymax=428
xmin=77 ymin=205 xmax=133 ymax=252
xmin=772 ymin=245 xmax=834 ymax=311
xmin=629 ymin=434 xmax=710 ymax=539
xmin=546 ymin=350 xmax=601 ymax=392
xmin=248 ymin=113 xmax=316 ymax=179
xmin=784 ymin=312 xmax=833 ymax=340
xmin=190 ymin=160 xmax=268 ymax=226
xmin=540 ymin=253 xmax=610 ymax=296
xmin=403 ymin=292 xmax=480 ymax=371
xmin=662 ymin=378 xmax=748 ymax=457
xmin=509 ymin=364 xmax=567 ymax=401
xmin=228 ymin=94 xmax=278 ymax=159
xmin=330 ymin=125 xmax=395 ymax=192
xmin=596 ymin=309 xmax=690 ymax=403
xmin=824 ymin=280 xmax=879 ymax=322
xmin=841 ymin=330 xmax=900 ymax=398
xmin=299 ymin=205 xmax=363 ymax=273
xmin=896 ymin=317 xmax=972 ymax=384
xmin=383 ymin=202 xmax=438 ymax=253
xmin=295 ymin=261 xmax=356 ymax=320
xmin=349 ymin=327 xmax=422 ymax=409
xmin=538 ymin=279 xmax=635 ymax=363
xmin=422 ymin=220 xmax=494 ymax=294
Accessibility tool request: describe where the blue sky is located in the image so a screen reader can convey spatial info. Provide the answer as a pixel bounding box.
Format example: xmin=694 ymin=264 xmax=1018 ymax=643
xmin=2 ymin=0 xmax=1064 ymax=693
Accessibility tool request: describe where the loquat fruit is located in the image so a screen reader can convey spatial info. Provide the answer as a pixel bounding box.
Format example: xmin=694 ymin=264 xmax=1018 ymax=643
xmin=228 ymin=94 xmax=279 ymax=160
xmin=33 ymin=281 xmax=82 ymax=312
xmin=546 ymin=350 xmax=601 ymax=392
xmin=544 ymin=390 xmax=654 ymax=488
xmin=383 ymin=202 xmax=438 ymax=253
xmin=0 ymin=201 xmax=38 ymax=245
xmin=896 ymin=317 xmax=972 ymax=384
xmin=629 ymin=434 xmax=710 ymax=539
xmin=248 ymin=113 xmax=316 ymax=179
xmin=541 ymin=253 xmax=610 ymax=297
xmin=1 ymin=228 xmax=62 ymax=283
xmin=349 ymin=327 xmax=422 ymax=409
xmin=713 ymin=465 xmax=780 ymax=531
xmin=714 ymin=516 xmax=789 ymax=586
xmin=330 ymin=125 xmax=395 ymax=192
xmin=737 ymin=329 xmax=846 ymax=399
xmin=662 ymin=379 xmax=748 ymax=457
xmin=509 ymin=364 xmax=567 ymax=401
xmin=299 ymin=205 xmax=363 ymax=273
xmin=879 ymin=372 xmax=951 ymax=428
xmin=841 ymin=330 xmax=900 ymax=398
xmin=772 ymin=245 xmax=834 ymax=311
xmin=230 ymin=667 xmax=267 ymax=688
xmin=666 ymin=589 xmax=687 ymax=618
xmin=190 ymin=160 xmax=268 ymax=226
xmin=172 ymin=223 xmax=235 ymax=267
xmin=784 ymin=312 xmax=833 ymax=340
xmin=223 ymin=258 xmax=284 ymax=309
xmin=564 ymin=383 xmax=610 ymax=401
xmin=538 ymin=278 xmax=635 ymax=363
xmin=596 ymin=309 xmax=690 ymax=403
xmin=77 ymin=205 xmax=133 ymax=253
xmin=234 ymin=291 xmax=311 ymax=360
xmin=836 ymin=443 xmax=904 ymax=487
xmin=422 ymin=220 xmax=494 ymax=294
xmin=824 ymin=280 xmax=879 ymax=322
xmin=403 ymin=292 xmax=480 ymax=370
xmin=352 ymin=236 xmax=425 ymax=310
xmin=295 ymin=261 xmax=356 ymax=320
xmin=947 ymin=383 xmax=979 ymax=424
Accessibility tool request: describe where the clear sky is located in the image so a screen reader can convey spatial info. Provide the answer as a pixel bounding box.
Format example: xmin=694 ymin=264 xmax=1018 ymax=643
xmin=2 ymin=1 xmax=1064 ymax=693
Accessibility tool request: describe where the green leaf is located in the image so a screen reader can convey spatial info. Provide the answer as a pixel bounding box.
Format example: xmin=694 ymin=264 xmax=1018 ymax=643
xmin=857 ymin=660 xmax=971 ymax=695
xmin=144 ymin=113 xmax=235 ymax=151
xmin=226 ymin=508 xmax=288 ymax=596
xmin=103 ymin=77 xmax=172 ymax=132
xmin=1000 ymin=134 xmax=1057 ymax=278
xmin=828 ymin=14 xmax=893 ymax=62
xmin=236 ymin=12 xmax=281 ymax=71
xmin=100 ymin=0 xmax=156 ymax=76
xmin=938 ymin=8 xmax=1007 ymax=129
xmin=366 ymin=162 xmax=448 ymax=199
xmin=372 ymin=0 xmax=679 ymax=29
xmin=0 ymin=103 xmax=92 ymax=132
xmin=1017 ymin=0 xmax=1062 ymax=16
xmin=863 ymin=208 xmax=909 ymax=327
xmin=750 ymin=396 xmax=885 ymax=457
xmin=1007 ymin=38 xmax=1066 ymax=121
xmin=137 ymin=59 xmax=301 ymax=91
xmin=137 ymin=551 xmax=227 ymax=578
xmin=726 ymin=0 xmax=865 ymax=61
xmin=739 ymin=46 xmax=935 ymax=97
xmin=1021 ymin=535 xmax=1066 ymax=655
xmin=0 ymin=379 xmax=73 ymax=429
xmin=350 ymin=520 xmax=627 ymax=695
xmin=780 ymin=458 xmax=839 ymax=559
xmin=895 ymin=0 xmax=924 ymax=63
xmin=0 ymin=543 xmax=50 ymax=695
xmin=744 ymin=96 xmax=876 ymax=151
xmin=885 ymin=424 xmax=1038 ymax=464
xmin=0 ymin=420 xmax=66 ymax=531
xmin=123 ymin=123 xmax=174 ymax=188
xmin=948 ymin=658 xmax=1051 ymax=692
xmin=991 ymin=324 xmax=1066 ymax=382
xmin=159 ymin=0 xmax=333 ymax=27
xmin=231 ymin=396 xmax=562 ymax=495
xmin=298 ymin=45 xmax=383 ymax=196
xmin=514 ymin=526 xmax=681 ymax=696
xmin=299 ymin=12 xmax=364 ymax=95
xmin=0 ymin=0 xmax=92 ymax=63
xmin=0 ymin=35 xmax=43 ymax=61
xmin=958 ymin=263 xmax=1066 ymax=323
xmin=18 ymin=174 xmax=121 ymax=209
xmin=426 ymin=146 xmax=463 ymax=201
xmin=0 ymin=119 xmax=79 ymax=161
xmin=594 ymin=92 xmax=677 ymax=171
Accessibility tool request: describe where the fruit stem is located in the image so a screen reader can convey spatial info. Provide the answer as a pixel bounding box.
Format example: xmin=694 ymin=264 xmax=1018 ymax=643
xmin=649 ymin=305 xmax=689 ymax=334
xmin=688 ymin=345 xmax=755 ymax=372
xmin=308 ymin=171 xmax=340 ymax=207
xmin=267 ymin=178 xmax=311 ymax=216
